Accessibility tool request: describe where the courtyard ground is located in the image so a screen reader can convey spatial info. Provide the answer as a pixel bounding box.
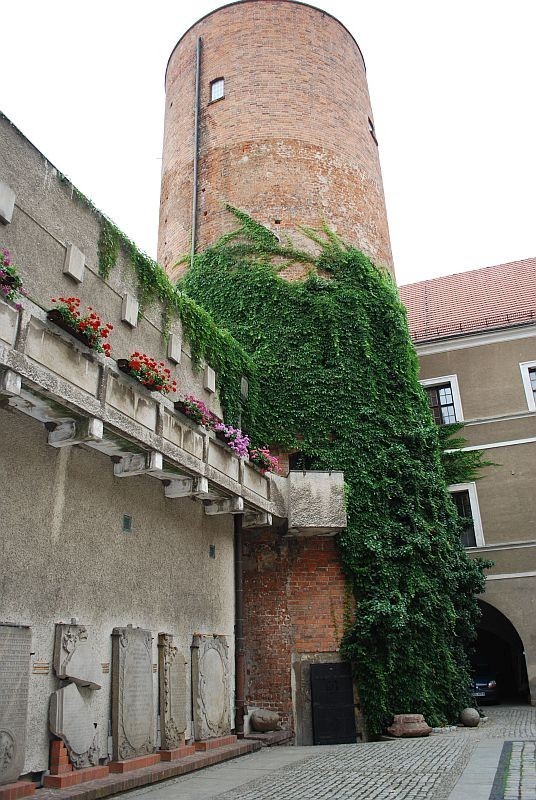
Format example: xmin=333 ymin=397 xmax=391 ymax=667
xmin=122 ymin=705 xmax=536 ymax=800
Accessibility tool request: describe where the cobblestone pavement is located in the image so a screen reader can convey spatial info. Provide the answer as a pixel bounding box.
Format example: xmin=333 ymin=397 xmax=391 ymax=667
xmin=503 ymin=740 xmax=536 ymax=800
xmin=124 ymin=705 xmax=536 ymax=800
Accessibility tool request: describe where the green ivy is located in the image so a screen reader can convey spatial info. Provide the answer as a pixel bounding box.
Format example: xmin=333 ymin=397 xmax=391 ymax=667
xmin=180 ymin=208 xmax=492 ymax=734
xmin=95 ymin=217 xmax=256 ymax=424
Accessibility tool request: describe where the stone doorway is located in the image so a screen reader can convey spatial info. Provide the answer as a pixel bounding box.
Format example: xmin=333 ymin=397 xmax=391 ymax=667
xmin=292 ymin=652 xmax=364 ymax=745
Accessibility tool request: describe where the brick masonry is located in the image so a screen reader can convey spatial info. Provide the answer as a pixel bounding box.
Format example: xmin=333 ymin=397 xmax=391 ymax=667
xmin=35 ymin=741 xmax=260 ymax=800
xmin=242 ymin=528 xmax=349 ymax=729
xmin=0 ymin=781 xmax=36 ymax=800
xmin=159 ymin=0 xmax=394 ymax=278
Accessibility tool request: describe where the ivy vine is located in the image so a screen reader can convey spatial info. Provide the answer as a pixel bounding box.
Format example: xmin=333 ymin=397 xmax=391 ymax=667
xmin=96 ymin=217 xmax=256 ymax=424
xmin=180 ymin=207 xmax=492 ymax=734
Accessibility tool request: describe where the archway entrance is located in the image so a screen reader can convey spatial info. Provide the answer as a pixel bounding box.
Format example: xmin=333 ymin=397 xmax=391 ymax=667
xmin=474 ymin=600 xmax=530 ymax=703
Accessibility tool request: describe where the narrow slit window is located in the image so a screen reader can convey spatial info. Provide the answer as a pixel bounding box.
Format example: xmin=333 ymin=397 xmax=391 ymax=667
xmin=210 ymin=78 xmax=225 ymax=102
xmin=368 ymin=117 xmax=378 ymax=145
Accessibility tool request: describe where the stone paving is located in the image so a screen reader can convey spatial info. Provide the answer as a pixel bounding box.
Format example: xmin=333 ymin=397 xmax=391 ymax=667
xmin=503 ymin=740 xmax=536 ymax=800
xmin=123 ymin=705 xmax=536 ymax=800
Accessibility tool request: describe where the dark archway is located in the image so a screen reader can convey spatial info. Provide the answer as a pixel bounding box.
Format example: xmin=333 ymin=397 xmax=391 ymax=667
xmin=474 ymin=600 xmax=530 ymax=703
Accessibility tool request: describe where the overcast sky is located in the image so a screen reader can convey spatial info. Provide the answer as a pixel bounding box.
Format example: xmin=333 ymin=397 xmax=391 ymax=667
xmin=2 ymin=0 xmax=536 ymax=285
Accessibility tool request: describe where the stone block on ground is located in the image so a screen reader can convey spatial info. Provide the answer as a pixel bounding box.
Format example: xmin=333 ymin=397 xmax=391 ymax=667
xmin=387 ymin=713 xmax=432 ymax=737
xmin=250 ymin=709 xmax=281 ymax=732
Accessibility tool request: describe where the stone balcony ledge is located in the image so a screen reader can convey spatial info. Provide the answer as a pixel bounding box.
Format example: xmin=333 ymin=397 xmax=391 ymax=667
xmin=0 ymin=298 xmax=272 ymax=519
xmin=0 ymin=298 xmax=347 ymax=531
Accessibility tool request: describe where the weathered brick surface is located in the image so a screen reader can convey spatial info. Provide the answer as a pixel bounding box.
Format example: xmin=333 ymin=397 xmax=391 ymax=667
xmin=242 ymin=530 xmax=348 ymax=728
xmin=159 ymin=0 xmax=394 ymax=277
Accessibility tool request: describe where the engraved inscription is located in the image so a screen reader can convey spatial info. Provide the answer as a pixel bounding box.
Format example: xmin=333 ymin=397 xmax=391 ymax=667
xmin=111 ymin=627 xmax=154 ymax=761
xmin=123 ymin=638 xmax=153 ymax=750
xmin=0 ymin=625 xmax=31 ymax=785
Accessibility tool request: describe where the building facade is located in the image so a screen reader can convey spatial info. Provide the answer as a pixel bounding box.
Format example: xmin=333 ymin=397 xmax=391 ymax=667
xmin=0 ymin=111 xmax=346 ymax=794
xmin=400 ymin=258 xmax=536 ymax=704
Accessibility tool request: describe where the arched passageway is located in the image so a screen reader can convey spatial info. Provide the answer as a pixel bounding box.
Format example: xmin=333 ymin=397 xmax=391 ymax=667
xmin=473 ymin=600 xmax=530 ymax=703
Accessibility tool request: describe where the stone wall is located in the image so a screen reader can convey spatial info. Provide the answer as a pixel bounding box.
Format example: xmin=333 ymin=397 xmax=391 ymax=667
xmin=0 ymin=112 xmax=222 ymax=417
xmin=159 ymin=0 xmax=394 ymax=277
xmin=0 ymin=408 xmax=235 ymax=772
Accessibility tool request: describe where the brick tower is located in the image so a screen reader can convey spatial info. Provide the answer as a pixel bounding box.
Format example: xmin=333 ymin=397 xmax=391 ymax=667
xmin=159 ymin=0 xmax=391 ymax=743
xmin=159 ymin=0 xmax=394 ymax=279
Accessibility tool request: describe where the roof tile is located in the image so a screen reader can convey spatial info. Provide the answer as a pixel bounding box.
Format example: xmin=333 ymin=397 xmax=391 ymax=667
xmin=398 ymin=257 xmax=536 ymax=342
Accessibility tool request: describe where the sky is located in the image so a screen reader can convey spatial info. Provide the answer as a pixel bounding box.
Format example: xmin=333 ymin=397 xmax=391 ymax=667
xmin=2 ymin=0 xmax=536 ymax=286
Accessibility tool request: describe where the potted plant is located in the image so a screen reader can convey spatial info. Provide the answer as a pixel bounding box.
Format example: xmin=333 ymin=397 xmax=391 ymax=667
xmin=117 ymin=352 xmax=177 ymax=395
xmin=48 ymin=297 xmax=113 ymax=356
xmin=249 ymin=446 xmax=280 ymax=474
xmin=213 ymin=422 xmax=250 ymax=457
xmin=174 ymin=394 xmax=221 ymax=427
xmin=0 ymin=248 xmax=26 ymax=309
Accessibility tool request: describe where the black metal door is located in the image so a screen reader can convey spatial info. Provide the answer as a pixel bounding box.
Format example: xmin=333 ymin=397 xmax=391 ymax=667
xmin=310 ymin=662 xmax=356 ymax=745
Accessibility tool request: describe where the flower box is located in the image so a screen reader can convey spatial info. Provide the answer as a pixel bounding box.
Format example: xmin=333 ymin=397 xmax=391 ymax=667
xmin=117 ymin=357 xmax=176 ymax=395
xmin=47 ymin=308 xmax=93 ymax=349
xmin=174 ymin=400 xmax=190 ymax=417
xmin=48 ymin=298 xmax=113 ymax=356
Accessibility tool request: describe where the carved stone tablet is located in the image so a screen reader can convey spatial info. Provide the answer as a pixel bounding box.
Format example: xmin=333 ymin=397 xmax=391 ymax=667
xmin=49 ymin=683 xmax=99 ymax=768
xmin=191 ymin=634 xmax=231 ymax=740
xmin=111 ymin=627 xmax=154 ymax=761
xmin=158 ymin=634 xmax=187 ymax=750
xmin=0 ymin=624 xmax=31 ymax=786
xmin=53 ymin=624 xmax=101 ymax=689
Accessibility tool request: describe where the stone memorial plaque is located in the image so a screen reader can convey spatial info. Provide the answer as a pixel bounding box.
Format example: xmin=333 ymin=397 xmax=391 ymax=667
xmin=0 ymin=623 xmax=31 ymax=786
xmin=158 ymin=634 xmax=187 ymax=750
xmin=49 ymin=683 xmax=99 ymax=768
xmin=53 ymin=623 xmax=101 ymax=689
xmin=191 ymin=634 xmax=231 ymax=740
xmin=111 ymin=626 xmax=154 ymax=760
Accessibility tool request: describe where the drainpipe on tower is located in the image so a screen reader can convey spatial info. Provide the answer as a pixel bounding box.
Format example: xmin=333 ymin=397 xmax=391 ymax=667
xmin=190 ymin=36 xmax=202 ymax=270
xmin=234 ymin=513 xmax=246 ymax=737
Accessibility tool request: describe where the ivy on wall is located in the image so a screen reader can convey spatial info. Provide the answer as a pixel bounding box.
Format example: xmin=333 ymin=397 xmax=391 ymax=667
xmin=96 ymin=217 xmax=256 ymax=423
xmin=180 ymin=208 xmax=492 ymax=733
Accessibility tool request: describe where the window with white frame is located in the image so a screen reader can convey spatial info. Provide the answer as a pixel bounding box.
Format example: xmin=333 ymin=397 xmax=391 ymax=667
xmin=519 ymin=361 xmax=536 ymax=411
xmin=449 ymin=482 xmax=484 ymax=548
xmin=420 ymin=375 xmax=464 ymax=425
xmin=210 ymin=78 xmax=225 ymax=102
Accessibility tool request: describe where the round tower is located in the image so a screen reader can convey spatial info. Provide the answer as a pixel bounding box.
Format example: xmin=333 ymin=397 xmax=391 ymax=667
xmin=159 ymin=0 xmax=394 ymax=279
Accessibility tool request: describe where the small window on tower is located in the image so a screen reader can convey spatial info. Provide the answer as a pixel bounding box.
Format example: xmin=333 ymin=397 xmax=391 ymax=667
xmin=368 ymin=117 xmax=378 ymax=145
xmin=210 ymin=78 xmax=225 ymax=103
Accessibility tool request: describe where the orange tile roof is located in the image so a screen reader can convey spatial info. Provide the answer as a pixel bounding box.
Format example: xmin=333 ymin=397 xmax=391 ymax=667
xmin=398 ymin=257 xmax=536 ymax=342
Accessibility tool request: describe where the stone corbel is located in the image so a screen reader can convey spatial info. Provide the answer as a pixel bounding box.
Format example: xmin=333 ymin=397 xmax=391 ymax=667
xmin=113 ymin=450 xmax=163 ymax=477
xmin=243 ymin=510 xmax=273 ymax=528
xmin=164 ymin=476 xmax=210 ymax=499
xmin=203 ymin=496 xmax=244 ymax=515
xmin=0 ymin=368 xmax=22 ymax=396
xmin=47 ymin=418 xmax=103 ymax=448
